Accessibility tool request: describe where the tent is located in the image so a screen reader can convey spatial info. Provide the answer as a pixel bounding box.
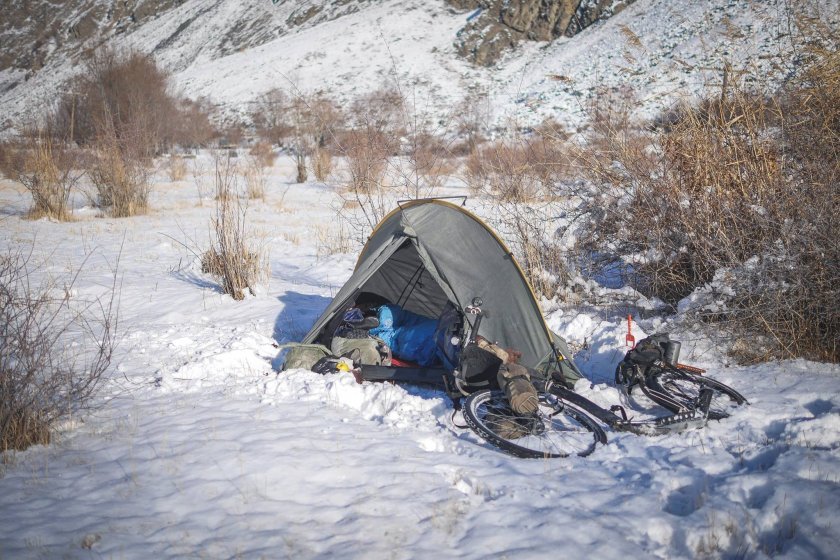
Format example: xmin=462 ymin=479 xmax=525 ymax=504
xmin=302 ymin=199 xmax=582 ymax=385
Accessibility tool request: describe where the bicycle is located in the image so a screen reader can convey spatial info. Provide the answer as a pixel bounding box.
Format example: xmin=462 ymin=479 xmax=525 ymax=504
xmin=615 ymin=358 xmax=747 ymax=421
xmin=454 ymin=303 xmax=746 ymax=458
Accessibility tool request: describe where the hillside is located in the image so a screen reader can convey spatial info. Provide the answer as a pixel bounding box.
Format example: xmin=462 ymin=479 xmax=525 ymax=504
xmin=2 ymin=0 xmax=837 ymax=132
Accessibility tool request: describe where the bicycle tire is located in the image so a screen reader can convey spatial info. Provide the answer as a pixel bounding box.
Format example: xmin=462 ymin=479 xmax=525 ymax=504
xmin=463 ymin=390 xmax=606 ymax=458
xmin=646 ymin=367 xmax=747 ymax=420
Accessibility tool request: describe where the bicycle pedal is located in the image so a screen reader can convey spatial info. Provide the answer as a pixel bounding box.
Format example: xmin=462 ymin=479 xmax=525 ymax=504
xmin=697 ymin=387 xmax=714 ymax=415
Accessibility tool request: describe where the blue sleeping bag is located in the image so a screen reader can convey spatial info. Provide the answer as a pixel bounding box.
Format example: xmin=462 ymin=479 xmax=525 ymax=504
xmin=370 ymin=304 xmax=439 ymax=366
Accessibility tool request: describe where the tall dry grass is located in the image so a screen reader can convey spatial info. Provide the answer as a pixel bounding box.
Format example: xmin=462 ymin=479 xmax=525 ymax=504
xmin=242 ymin=155 xmax=267 ymax=200
xmin=571 ymin=33 xmax=839 ymax=361
xmin=202 ymin=154 xmax=267 ymax=300
xmin=14 ymin=129 xmax=84 ymax=221
xmin=311 ymin=146 xmax=333 ymax=181
xmin=88 ymin=109 xmax=153 ymax=217
xmin=167 ymin=155 xmax=188 ymax=182
xmin=465 ymin=127 xmax=569 ymax=203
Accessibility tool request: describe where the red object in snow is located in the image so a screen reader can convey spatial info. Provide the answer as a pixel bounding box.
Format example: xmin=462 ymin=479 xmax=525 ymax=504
xmin=626 ymin=314 xmax=636 ymax=348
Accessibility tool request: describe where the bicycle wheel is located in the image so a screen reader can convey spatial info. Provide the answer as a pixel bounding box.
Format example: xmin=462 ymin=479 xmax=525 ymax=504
xmin=463 ymin=390 xmax=606 ymax=458
xmin=646 ymin=367 xmax=747 ymax=420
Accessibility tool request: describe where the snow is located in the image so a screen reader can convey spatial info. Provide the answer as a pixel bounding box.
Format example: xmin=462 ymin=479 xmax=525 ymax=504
xmin=1 ymin=153 xmax=839 ymax=559
xmin=3 ymin=0 xmax=839 ymax=133
xmin=2 ymin=0 xmax=840 ymax=554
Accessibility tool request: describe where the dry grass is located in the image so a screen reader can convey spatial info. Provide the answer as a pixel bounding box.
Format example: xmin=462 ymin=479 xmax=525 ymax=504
xmin=571 ymin=29 xmax=840 ymax=362
xmin=242 ymin=155 xmax=267 ymax=200
xmin=190 ymin=157 xmax=214 ymax=206
xmin=314 ymin=223 xmax=353 ymax=258
xmin=311 ymin=147 xmax=332 ymax=181
xmin=88 ymin=108 xmax=153 ymax=217
xmin=203 ymin=153 xmax=267 ymax=300
xmin=464 ymin=132 xmax=569 ymax=203
xmin=249 ymin=141 xmax=276 ymax=168
xmin=2 ymin=114 xmax=86 ymax=221
xmin=167 ymin=155 xmax=188 ymax=181
xmin=1 ymin=409 xmax=52 ymax=451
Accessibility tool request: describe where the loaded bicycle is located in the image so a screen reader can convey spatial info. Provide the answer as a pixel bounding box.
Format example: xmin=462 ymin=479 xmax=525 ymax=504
xmin=453 ymin=301 xmax=748 ymax=459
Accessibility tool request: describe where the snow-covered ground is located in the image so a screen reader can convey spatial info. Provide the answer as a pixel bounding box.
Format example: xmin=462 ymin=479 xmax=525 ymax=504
xmin=1 ymin=155 xmax=838 ymax=558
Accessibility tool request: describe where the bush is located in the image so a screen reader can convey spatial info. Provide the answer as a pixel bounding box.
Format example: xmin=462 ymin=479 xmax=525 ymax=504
xmin=3 ymin=114 xmax=87 ymax=220
xmin=464 ymin=122 xmax=570 ymax=204
xmin=249 ymin=141 xmax=276 ymax=168
xmin=202 ymin=153 xmax=266 ymax=300
xmin=398 ymin=132 xmax=453 ymax=198
xmin=88 ymin=109 xmax=153 ymax=217
xmin=242 ymin=155 xmax=267 ymax=200
xmin=311 ymin=146 xmax=332 ymax=181
xmin=56 ymin=49 xmax=216 ymax=153
xmin=167 ymin=155 xmax=188 ymax=182
xmin=572 ymin=41 xmax=839 ymax=361
xmin=0 ymin=246 xmax=117 ymax=451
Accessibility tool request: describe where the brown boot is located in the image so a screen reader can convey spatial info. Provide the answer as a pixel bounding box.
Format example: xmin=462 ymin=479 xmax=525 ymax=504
xmin=498 ymin=363 xmax=539 ymax=415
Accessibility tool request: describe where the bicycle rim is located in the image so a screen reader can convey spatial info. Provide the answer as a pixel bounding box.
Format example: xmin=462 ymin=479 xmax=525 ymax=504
xmin=463 ymin=390 xmax=605 ymax=458
xmin=648 ymin=370 xmax=746 ymax=420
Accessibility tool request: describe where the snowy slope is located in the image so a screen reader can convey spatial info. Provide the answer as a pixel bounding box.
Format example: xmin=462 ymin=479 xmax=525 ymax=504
xmin=2 ymin=0 xmax=838 ymax=132
xmin=0 ymin=156 xmax=839 ymax=558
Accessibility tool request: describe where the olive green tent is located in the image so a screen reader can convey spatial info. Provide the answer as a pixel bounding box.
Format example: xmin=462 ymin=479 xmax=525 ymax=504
xmin=302 ymin=199 xmax=581 ymax=383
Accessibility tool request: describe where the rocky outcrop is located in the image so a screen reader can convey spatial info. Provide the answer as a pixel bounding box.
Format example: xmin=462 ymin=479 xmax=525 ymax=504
xmin=450 ymin=0 xmax=636 ymax=66
xmin=0 ymin=0 xmax=187 ymax=74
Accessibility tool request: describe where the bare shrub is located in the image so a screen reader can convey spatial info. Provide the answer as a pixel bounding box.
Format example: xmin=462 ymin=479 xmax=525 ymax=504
xmin=167 ymin=155 xmax=187 ymax=182
xmin=251 ymin=88 xmax=291 ymax=146
xmin=350 ymin=87 xmax=404 ymax=141
xmin=339 ymin=127 xmax=391 ymax=234
xmin=483 ymin=199 xmax=571 ymax=300
xmin=13 ymin=126 xmax=84 ymax=220
xmin=170 ymin=97 xmax=217 ymax=149
xmin=1 ymin=245 xmax=117 ymax=451
xmin=343 ymin=128 xmax=389 ymax=194
xmin=191 ymin=157 xmax=213 ymax=206
xmin=242 ymin=155 xmax=267 ymax=200
xmin=572 ymin=34 xmax=839 ymax=361
xmin=249 ymin=141 xmax=276 ymax=168
xmin=219 ymin=121 xmax=245 ymax=149
xmin=397 ymin=131 xmax=454 ymax=198
xmin=464 ymin=137 xmax=560 ymax=203
xmin=88 ymin=108 xmax=153 ymax=217
xmin=454 ymin=88 xmax=491 ymax=154
xmin=57 ymin=49 xmax=214 ymax=152
xmin=311 ymin=147 xmax=332 ymax=181
xmin=203 ymin=154 xmax=266 ymax=300
xmin=58 ymin=50 xmax=171 ymax=153
xmin=287 ymin=93 xmax=344 ymax=183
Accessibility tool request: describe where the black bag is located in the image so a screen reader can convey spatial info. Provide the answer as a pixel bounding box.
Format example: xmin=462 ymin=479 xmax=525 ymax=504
xmin=615 ymin=333 xmax=670 ymax=390
xmin=458 ymin=344 xmax=502 ymax=389
xmin=311 ymin=355 xmax=342 ymax=374
xmin=625 ymin=333 xmax=671 ymax=367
